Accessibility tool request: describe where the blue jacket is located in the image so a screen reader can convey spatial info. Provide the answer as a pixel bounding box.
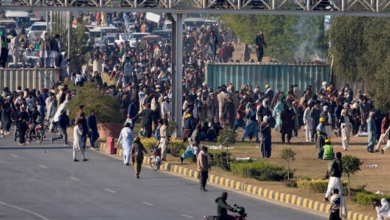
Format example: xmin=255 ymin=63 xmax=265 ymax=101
xmin=184 ymin=113 xmax=196 ymax=130
xmin=58 ymin=115 xmax=69 ymax=129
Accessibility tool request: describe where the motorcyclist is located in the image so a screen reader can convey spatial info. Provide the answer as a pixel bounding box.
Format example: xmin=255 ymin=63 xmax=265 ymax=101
xmin=215 ymin=192 xmax=236 ymax=220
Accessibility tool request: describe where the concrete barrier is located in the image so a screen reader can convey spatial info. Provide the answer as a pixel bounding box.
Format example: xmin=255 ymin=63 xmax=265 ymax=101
xmin=0 ymin=68 xmax=59 ymax=91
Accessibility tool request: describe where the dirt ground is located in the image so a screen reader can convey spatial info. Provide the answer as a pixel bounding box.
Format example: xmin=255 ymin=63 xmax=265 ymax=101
xmin=164 ymin=127 xmax=389 ymax=217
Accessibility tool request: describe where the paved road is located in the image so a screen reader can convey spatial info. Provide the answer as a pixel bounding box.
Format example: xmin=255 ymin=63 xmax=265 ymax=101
xmin=0 ymin=132 xmax=327 ymax=220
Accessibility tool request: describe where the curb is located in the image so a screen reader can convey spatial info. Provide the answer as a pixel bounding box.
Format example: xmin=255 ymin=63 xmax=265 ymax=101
xmin=97 ymin=144 xmax=375 ymax=220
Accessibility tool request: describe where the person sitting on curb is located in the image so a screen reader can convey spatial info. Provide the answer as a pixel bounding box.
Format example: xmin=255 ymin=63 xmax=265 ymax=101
xmin=180 ymin=141 xmax=200 ymax=164
xmin=321 ymin=139 xmax=334 ymax=160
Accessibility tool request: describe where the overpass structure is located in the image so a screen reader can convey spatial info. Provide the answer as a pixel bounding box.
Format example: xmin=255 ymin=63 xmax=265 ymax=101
xmin=2 ymin=0 xmax=389 ymax=137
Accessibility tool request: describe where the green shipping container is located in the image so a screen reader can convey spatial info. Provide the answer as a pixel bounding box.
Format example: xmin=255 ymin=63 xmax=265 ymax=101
xmin=205 ymin=63 xmax=330 ymax=93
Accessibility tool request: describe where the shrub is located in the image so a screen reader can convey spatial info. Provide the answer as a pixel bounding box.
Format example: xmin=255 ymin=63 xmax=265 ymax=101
xmin=141 ymin=137 xmax=158 ymax=151
xmin=209 ymin=150 xmax=231 ymax=171
xmin=167 ymin=138 xmax=185 ymax=156
xmin=355 ymin=192 xmax=390 ymax=206
xmin=297 ymin=179 xmax=348 ymax=193
xmin=67 ymin=82 xmax=122 ymax=123
xmin=230 ymin=162 xmax=292 ymax=181
xmin=168 ymin=120 xmax=178 ymax=137
xmin=285 ymin=180 xmax=298 ymax=188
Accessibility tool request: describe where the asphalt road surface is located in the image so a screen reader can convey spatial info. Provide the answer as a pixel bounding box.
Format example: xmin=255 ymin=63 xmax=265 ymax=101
xmin=0 ymin=131 xmax=327 ymax=220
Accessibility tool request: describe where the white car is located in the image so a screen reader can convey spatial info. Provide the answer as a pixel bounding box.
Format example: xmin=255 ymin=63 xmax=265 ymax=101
xmin=115 ymin=33 xmax=131 ymax=45
xmin=128 ymin=32 xmax=150 ymax=47
xmin=27 ymin=22 xmax=47 ymax=39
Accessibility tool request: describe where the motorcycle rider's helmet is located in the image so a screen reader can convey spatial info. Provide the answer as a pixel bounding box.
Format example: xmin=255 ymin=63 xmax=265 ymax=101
xmin=236 ymin=206 xmax=245 ymax=215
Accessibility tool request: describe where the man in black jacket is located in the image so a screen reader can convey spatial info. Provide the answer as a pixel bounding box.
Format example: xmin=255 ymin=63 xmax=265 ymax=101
xmin=215 ymin=192 xmax=236 ymax=220
xmin=254 ymin=29 xmax=267 ymax=63
xmin=17 ymin=106 xmax=29 ymax=145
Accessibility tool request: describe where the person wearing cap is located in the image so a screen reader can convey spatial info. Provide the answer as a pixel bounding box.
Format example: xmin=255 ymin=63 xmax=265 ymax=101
xmin=161 ymin=96 xmax=170 ymax=119
xmin=303 ymin=105 xmax=313 ymax=142
xmin=264 ymin=84 xmax=274 ymax=107
xmin=206 ymin=122 xmax=218 ymax=142
xmin=325 ymin=152 xmax=343 ymax=201
xmin=254 ymin=29 xmax=267 ymax=63
xmin=321 ymin=139 xmax=334 ymax=160
xmin=318 ymin=81 xmax=328 ymax=96
xmin=338 ymin=109 xmax=353 ymax=150
xmin=117 ymin=122 xmax=134 ymax=166
xmin=351 ymin=103 xmax=361 ymax=136
xmin=73 ymin=119 xmax=88 ymax=162
xmin=316 ymin=117 xmax=328 ymax=151
xmin=367 ymin=111 xmax=377 ymax=153
xmin=131 ymin=136 xmax=148 ymax=178
xmin=260 ymin=116 xmax=272 ymax=158
xmin=320 ymin=105 xmax=333 ymax=139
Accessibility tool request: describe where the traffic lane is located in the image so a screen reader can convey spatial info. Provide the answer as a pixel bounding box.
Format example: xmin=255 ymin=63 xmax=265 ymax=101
xmin=0 ymin=137 xmax=326 ymax=220
xmin=0 ymin=147 xmax=182 ymax=220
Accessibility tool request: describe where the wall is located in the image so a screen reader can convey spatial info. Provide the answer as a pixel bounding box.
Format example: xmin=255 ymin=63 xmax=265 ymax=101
xmin=205 ymin=63 xmax=330 ymax=93
xmin=0 ymin=68 xmax=59 ymax=92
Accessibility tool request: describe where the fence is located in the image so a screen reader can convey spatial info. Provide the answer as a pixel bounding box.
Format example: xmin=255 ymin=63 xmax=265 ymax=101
xmin=205 ymin=63 xmax=330 ymax=93
xmin=0 ymin=68 xmax=59 ymax=92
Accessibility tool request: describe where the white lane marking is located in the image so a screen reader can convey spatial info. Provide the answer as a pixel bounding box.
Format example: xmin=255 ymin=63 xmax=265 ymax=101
xmin=10 ymin=154 xmax=19 ymax=158
xmin=70 ymin=177 xmax=80 ymax=181
xmin=38 ymin=165 xmax=48 ymax=169
xmin=104 ymin=189 xmax=116 ymax=193
xmin=0 ymin=201 xmax=50 ymax=220
xmin=142 ymin=202 xmax=154 ymax=206
xmin=181 ymin=214 xmax=194 ymax=219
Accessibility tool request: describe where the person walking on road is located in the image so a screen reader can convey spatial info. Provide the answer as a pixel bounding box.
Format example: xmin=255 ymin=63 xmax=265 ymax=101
xmin=73 ymin=120 xmax=88 ymax=162
xmin=17 ymin=106 xmax=29 ymax=145
xmin=87 ymin=110 xmax=99 ymax=148
xmin=158 ymin=119 xmax=168 ymax=161
xmin=197 ymin=146 xmax=211 ymax=192
xmin=325 ymin=152 xmax=343 ymax=201
xmin=51 ymin=110 xmax=69 ymax=146
xmin=117 ymin=122 xmax=134 ymax=166
xmin=131 ymin=136 xmax=148 ymax=178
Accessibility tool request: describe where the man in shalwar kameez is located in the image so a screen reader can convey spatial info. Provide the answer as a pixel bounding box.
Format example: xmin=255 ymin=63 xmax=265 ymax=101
xmin=117 ymin=122 xmax=134 ymax=166
xmin=317 ymin=117 xmax=328 ymax=159
xmin=241 ymin=104 xmax=259 ymax=142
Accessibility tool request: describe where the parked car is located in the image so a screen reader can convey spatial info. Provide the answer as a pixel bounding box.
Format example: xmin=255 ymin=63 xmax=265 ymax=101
xmin=140 ymin=35 xmax=161 ymax=50
xmin=115 ymin=33 xmax=131 ymax=45
xmin=0 ymin=20 xmax=19 ymax=34
xmin=151 ymin=30 xmax=171 ymax=43
xmin=27 ymin=22 xmax=47 ymax=40
xmin=129 ymin=32 xmax=150 ymax=47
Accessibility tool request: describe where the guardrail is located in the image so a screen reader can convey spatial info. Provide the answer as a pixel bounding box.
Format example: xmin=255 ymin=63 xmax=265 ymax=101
xmin=0 ymin=68 xmax=59 ymax=92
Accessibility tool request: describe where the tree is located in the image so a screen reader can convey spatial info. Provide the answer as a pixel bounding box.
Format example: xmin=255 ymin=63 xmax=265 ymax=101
xmin=327 ymin=17 xmax=390 ymax=111
xmin=217 ymin=127 xmax=237 ymax=164
xmin=281 ymin=148 xmax=296 ymax=181
xmin=69 ymin=19 xmax=93 ymax=72
xmin=342 ymin=155 xmax=363 ymax=197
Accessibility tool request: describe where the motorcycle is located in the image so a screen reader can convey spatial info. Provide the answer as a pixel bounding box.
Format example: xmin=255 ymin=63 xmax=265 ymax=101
xmin=204 ymin=205 xmax=247 ymax=220
xmin=28 ymin=123 xmax=45 ymax=144
xmin=149 ymin=146 xmax=162 ymax=171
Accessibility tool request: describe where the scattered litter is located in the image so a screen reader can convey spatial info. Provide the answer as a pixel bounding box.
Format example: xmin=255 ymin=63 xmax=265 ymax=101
xmin=44 ymin=151 xmax=47 ymax=153
xmin=235 ymin=157 xmax=252 ymax=162
xmin=365 ymin=164 xmax=378 ymax=168
xmin=375 ymin=191 xmax=384 ymax=195
xmin=356 ymin=132 xmax=368 ymax=137
xmin=208 ymin=145 xmax=234 ymax=150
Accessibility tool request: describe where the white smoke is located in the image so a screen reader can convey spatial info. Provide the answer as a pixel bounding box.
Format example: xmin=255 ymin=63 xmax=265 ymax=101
xmin=292 ymin=16 xmax=324 ymax=62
